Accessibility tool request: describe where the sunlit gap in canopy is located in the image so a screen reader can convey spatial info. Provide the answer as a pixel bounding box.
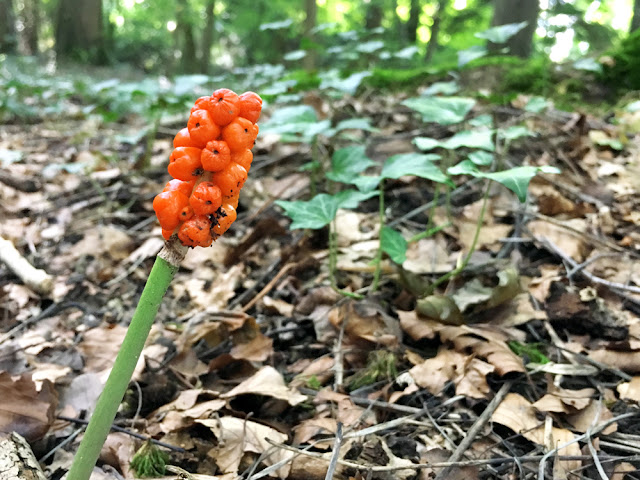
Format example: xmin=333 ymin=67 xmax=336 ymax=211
xmin=538 ymin=0 xmax=632 ymax=62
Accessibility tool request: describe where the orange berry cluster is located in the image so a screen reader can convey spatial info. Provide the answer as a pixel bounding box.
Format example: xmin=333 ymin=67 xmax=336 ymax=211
xmin=153 ymin=89 xmax=262 ymax=247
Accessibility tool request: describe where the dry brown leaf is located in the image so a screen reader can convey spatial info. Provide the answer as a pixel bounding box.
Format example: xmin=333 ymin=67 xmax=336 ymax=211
xmin=328 ymin=299 xmax=401 ymax=347
xmin=617 ymin=376 xmax=640 ymax=401
xmin=229 ymin=332 xmax=273 ymax=362
xmin=0 ymin=372 xmax=57 ymax=441
xmin=528 ymin=265 xmax=563 ymax=303
xmin=72 ymin=226 xmax=133 ymax=260
xmin=533 ymin=387 xmax=594 ymax=413
xmin=261 ymin=295 xmax=294 ymax=317
xmin=314 ymin=389 xmax=376 ymax=428
xmin=292 ymin=417 xmax=338 ymax=446
xmin=221 ymin=366 xmax=307 ymax=406
xmin=528 ymin=219 xmax=590 ymax=262
xmin=397 ymin=310 xmax=440 ymax=341
xmin=101 ymin=432 xmax=136 ymax=478
xmin=492 ymin=393 xmax=580 ymax=473
xmin=565 ymin=399 xmax=616 ymax=434
xmin=79 ymin=324 xmax=129 ymax=374
xmin=455 ymin=358 xmax=495 ymax=399
xmin=589 ymin=349 xmax=640 ymax=373
xmin=409 ymin=349 xmax=466 ymax=396
xmin=403 ymin=237 xmax=452 ymax=274
xmin=197 ymin=416 xmax=291 ymax=478
xmin=174 ymin=264 xmax=243 ymax=311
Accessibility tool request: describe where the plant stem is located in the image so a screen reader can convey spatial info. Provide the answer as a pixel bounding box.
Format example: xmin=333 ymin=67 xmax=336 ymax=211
xmin=425 ymin=179 xmax=491 ymax=295
xmin=67 ymin=239 xmax=187 ymax=480
xmin=370 ymin=182 xmax=385 ymax=292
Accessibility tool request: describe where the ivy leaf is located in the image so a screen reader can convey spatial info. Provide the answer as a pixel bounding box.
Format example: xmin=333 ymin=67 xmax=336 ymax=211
xmin=447 ymin=160 xmax=479 ymax=176
xmin=352 ymin=175 xmax=381 ymax=192
xmin=326 ymin=146 xmax=375 ymax=184
xmin=334 ymin=117 xmax=377 ymax=132
xmin=475 ymin=21 xmax=528 ymax=43
xmin=382 ymin=153 xmax=454 ymax=186
xmin=275 ymin=194 xmax=340 ymax=229
xmin=458 ymin=45 xmax=487 ymax=67
xmin=422 ymin=81 xmax=459 ymax=96
xmin=335 ymin=189 xmax=379 ymax=209
xmin=381 ymin=226 xmax=408 ymax=264
xmin=481 ymin=166 xmax=560 ymax=202
xmin=467 ymin=151 xmax=494 ymax=166
xmin=499 ymin=126 xmax=535 ymax=142
xmin=402 ymin=97 xmax=476 ymax=125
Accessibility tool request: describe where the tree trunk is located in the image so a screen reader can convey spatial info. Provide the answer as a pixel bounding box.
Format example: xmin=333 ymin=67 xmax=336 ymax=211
xmin=176 ymin=3 xmax=198 ymax=73
xmin=303 ymin=0 xmax=317 ymax=71
xmin=55 ymin=0 xmax=105 ymax=63
xmin=365 ymin=0 xmax=384 ymax=30
xmin=22 ymin=0 xmax=40 ymax=55
xmin=201 ymin=0 xmax=215 ymax=73
xmin=425 ymin=0 xmax=448 ymax=60
xmin=489 ymin=0 xmax=539 ymax=58
xmin=406 ymin=0 xmax=420 ymax=43
xmin=631 ymin=0 xmax=640 ymax=32
xmin=0 ymin=0 xmax=17 ymax=54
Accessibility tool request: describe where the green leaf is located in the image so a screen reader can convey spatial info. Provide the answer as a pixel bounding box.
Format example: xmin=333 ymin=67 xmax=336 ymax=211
xmin=264 ymin=105 xmax=317 ymax=125
xmin=402 ymin=97 xmax=476 ymax=125
xmin=482 ymin=166 xmax=560 ymax=202
xmin=381 ymin=226 xmax=408 ymax=264
xmin=573 ymin=58 xmax=601 ymax=73
xmin=524 ymin=96 xmax=549 ymax=113
xmin=319 ymin=70 xmax=371 ymax=95
xmin=335 ymin=189 xmax=379 ymax=209
xmin=334 ymin=117 xmax=377 ymax=132
xmin=284 ymin=50 xmax=307 ymax=61
xmin=467 ymin=151 xmax=494 ymax=166
xmin=458 ymin=45 xmax=487 ymax=67
xmin=443 ymin=130 xmax=494 ymax=151
xmin=422 ymin=81 xmax=459 ymax=96
xmin=260 ymin=19 xmax=293 ymax=30
xmin=447 ymin=160 xmax=479 ymax=176
xmin=326 ymin=146 xmax=375 ymax=184
xmin=382 ymin=153 xmax=453 ymax=186
xmin=356 ymin=40 xmax=385 ymax=53
xmin=276 ymin=194 xmax=340 ymax=229
xmin=352 ymin=175 xmax=381 ymax=192
xmin=469 ymin=114 xmax=493 ymax=127
xmin=394 ymin=46 xmax=419 ymax=59
xmin=414 ymin=137 xmax=442 ymax=151
xmin=475 ymin=22 xmax=528 ymax=43
xmin=499 ymin=126 xmax=535 ymax=142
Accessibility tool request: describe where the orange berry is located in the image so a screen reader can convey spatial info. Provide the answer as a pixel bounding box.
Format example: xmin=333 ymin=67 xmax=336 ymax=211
xmin=223 ymin=192 xmax=240 ymax=209
xmin=212 ymin=203 xmax=237 ymax=238
xmin=201 ymin=140 xmax=231 ymax=172
xmin=222 ymin=117 xmax=258 ymax=152
xmin=211 ymin=162 xmax=247 ymax=197
xmin=178 ymin=216 xmax=213 ymax=248
xmin=168 ymin=147 xmax=203 ymax=181
xmin=173 ymin=127 xmax=200 ymax=148
xmin=187 ymin=109 xmax=220 ymax=146
xmin=191 ymin=96 xmax=213 ymax=113
xmin=237 ymin=92 xmax=262 ymax=123
xmin=162 ymin=178 xmax=195 ymax=196
xmin=153 ymin=190 xmax=190 ymax=231
xmin=189 ymin=181 xmax=222 ymax=216
xmin=231 ymin=149 xmax=253 ymax=172
xmin=162 ymin=228 xmax=175 ymax=240
xmin=209 ymin=88 xmax=239 ymax=126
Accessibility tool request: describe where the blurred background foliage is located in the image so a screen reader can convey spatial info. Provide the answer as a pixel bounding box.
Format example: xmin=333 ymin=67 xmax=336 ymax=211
xmin=1 ymin=0 xmax=639 ymax=122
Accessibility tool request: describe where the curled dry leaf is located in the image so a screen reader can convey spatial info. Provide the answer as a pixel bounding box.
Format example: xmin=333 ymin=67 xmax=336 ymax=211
xmin=492 ymin=393 xmax=581 ymax=474
xmin=197 ymin=416 xmax=291 ymax=478
xmin=328 ymin=299 xmax=401 ymax=347
xmin=0 ymin=372 xmax=57 ymax=441
xmin=533 ymin=387 xmax=595 ymax=413
xmin=221 ymin=366 xmax=307 ymax=406
xmin=617 ymin=376 xmax=640 ymax=402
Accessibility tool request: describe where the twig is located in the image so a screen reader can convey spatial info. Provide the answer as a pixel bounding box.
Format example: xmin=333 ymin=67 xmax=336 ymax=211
xmin=538 ymin=412 xmax=638 ymax=479
xmin=540 ymin=237 xmax=640 ymax=295
xmin=57 ymin=415 xmax=185 ymax=452
xmin=325 ymin=422 xmax=343 ymax=480
xmin=0 ymin=236 xmax=54 ymax=295
xmin=434 ymin=380 xmax=513 ymax=480
xmin=241 ymin=262 xmax=296 ymax=313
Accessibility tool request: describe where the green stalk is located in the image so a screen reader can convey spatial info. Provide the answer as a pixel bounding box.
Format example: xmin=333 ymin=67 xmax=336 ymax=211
xmin=67 ymin=239 xmax=187 ymax=480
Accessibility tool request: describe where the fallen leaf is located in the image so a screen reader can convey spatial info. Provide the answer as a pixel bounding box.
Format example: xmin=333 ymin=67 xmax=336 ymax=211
xmin=617 ymin=376 xmax=640 ymax=401
xmin=221 ymin=366 xmax=307 ymax=406
xmin=328 ymin=299 xmax=401 ymax=347
xmin=528 ymin=218 xmax=591 ymax=262
xmin=197 ymin=416 xmax=291 ymax=478
xmin=0 ymin=372 xmax=57 ymax=441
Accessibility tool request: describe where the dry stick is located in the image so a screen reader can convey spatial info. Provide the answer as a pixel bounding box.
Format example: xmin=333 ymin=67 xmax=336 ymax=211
xmin=325 ymin=422 xmax=343 ymax=480
xmin=538 ymin=412 xmax=638 ymax=480
xmin=540 ymin=237 xmax=640 ymax=295
xmin=0 ymin=236 xmax=54 ymax=295
xmin=266 ymin=438 xmax=632 ymax=473
xmin=240 ymin=262 xmax=297 ymax=313
xmin=433 ymin=380 xmax=514 ymax=480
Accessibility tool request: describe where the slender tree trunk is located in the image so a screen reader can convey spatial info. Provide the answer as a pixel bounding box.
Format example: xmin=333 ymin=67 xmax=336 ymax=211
xmin=406 ymin=0 xmax=420 ymax=43
xmin=303 ymin=0 xmax=317 ymax=70
xmin=425 ymin=0 xmax=448 ymax=61
xmin=0 ymin=0 xmax=18 ymax=54
xmin=176 ymin=3 xmax=198 ymax=73
xmin=22 ymin=0 xmax=40 ymax=55
xmin=631 ymin=0 xmax=640 ymax=32
xmin=201 ymin=0 xmax=215 ymax=73
xmin=489 ymin=0 xmax=539 ymax=58
xmin=55 ymin=0 xmax=105 ymax=63
xmin=365 ymin=0 xmax=384 ymax=30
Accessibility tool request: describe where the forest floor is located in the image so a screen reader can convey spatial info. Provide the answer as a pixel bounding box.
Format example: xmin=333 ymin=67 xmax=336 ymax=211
xmin=1 ymin=82 xmax=640 ymax=480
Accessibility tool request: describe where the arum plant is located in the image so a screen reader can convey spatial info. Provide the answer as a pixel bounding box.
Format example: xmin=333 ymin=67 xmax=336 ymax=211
xmin=67 ymin=88 xmax=263 ymax=480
